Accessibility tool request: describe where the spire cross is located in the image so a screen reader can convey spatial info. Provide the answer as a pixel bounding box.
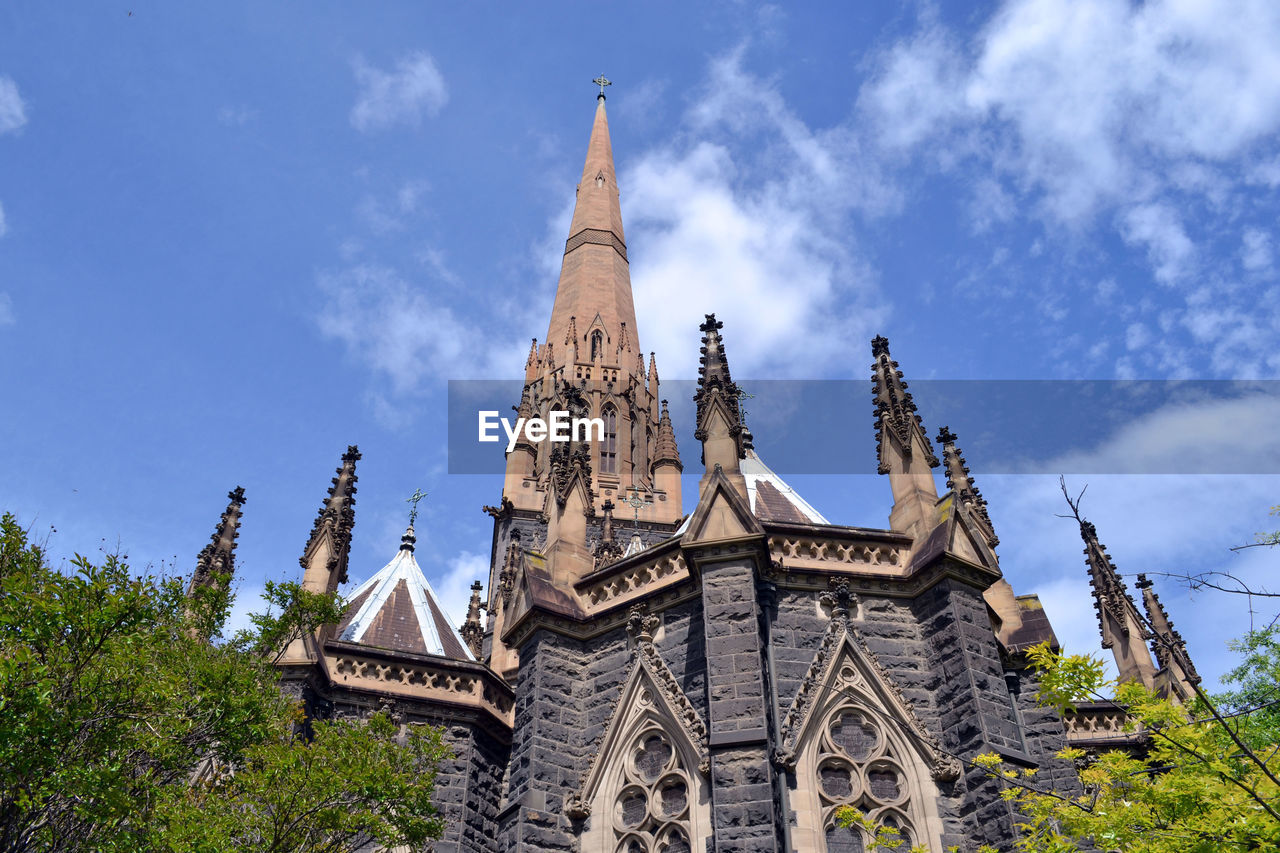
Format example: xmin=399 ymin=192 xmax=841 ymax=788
xmin=622 ymin=485 xmax=653 ymax=527
xmin=593 ymin=74 xmax=612 ymax=98
xmin=406 ymin=488 xmax=428 ymax=526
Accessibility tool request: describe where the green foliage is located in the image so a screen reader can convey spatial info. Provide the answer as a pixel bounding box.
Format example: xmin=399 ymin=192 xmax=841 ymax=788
xmin=1219 ymin=626 xmax=1280 ymax=749
xmin=1024 ymin=641 xmax=1109 ymax=714
xmin=1254 ymin=505 xmax=1280 ymax=547
xmin=0 ymin=512 xmax=446 ymax=853
xmin=158 ymin=711 xmax=448 ymax=852
xmin=975 ymin=643 xmax=1280 ymax=852
xmin=231 ymin=578 xmax=348 ymax=665
xmin=832 ymin=806 xmax=931 ymax=852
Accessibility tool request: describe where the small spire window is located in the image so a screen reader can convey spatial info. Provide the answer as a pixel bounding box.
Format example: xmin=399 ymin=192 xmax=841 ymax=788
xmin=602 ymin=406 xmax=618 ymax=474
xmin=591 ymin=330 xmax=604 ymax=362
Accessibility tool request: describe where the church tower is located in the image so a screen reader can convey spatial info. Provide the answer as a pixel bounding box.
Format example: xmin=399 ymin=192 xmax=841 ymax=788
xmin=486 ymin=83 xmax=684 ymax=681
xmin=501 ymin=84 xmax=680 ymax=525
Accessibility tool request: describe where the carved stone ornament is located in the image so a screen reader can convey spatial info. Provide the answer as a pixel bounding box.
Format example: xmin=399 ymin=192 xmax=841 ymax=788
xmin=564 ymin=793 xmax=591 ymax=820
xmin=775 ymin=594 xmax=961 ymax=782
xmin=572 ymin=613 xmax=711 ymax=812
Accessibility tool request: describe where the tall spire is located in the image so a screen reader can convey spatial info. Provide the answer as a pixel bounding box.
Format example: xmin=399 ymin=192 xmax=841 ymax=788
xmin=1078 ymin=518 xmax=1158 ymax=689
xmin=300 ymin=445 xmax=360 ymax=595
xmin=500 ymin=87 xmax=680 ymax=524
xmin=936 ymin=426 xmax=998 ymax=549
xmin=870 ymin=336 xmax=939 ymax=539
xmin=544 ymin=89 xmax=638 ymax=367
xmin=187 ymin=486 xmax=245 ymax=596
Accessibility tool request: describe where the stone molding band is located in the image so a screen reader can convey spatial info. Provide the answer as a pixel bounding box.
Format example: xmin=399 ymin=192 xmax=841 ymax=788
xmin=565 ymin=227 xmax=628 ymax=261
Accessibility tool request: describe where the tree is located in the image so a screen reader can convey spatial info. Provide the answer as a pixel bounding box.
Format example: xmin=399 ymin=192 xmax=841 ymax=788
xmin=973 ymin=642 xmax=1280 ymax=852
xmin=0 ymin=512 xmax=448 ymax=853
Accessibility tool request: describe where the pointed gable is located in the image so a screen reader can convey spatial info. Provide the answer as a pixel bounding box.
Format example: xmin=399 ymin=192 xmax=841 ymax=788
xmin=680 ymin=465 xmax=763 ymax=545
xmin=777 ymin=585 xmax=960 ymax=782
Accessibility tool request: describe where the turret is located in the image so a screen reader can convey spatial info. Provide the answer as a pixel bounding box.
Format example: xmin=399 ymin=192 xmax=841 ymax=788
xmin=278 ymin=446 xmax=359 ymax=668
xmin=299 ymin=445 xmax=360 ymax=596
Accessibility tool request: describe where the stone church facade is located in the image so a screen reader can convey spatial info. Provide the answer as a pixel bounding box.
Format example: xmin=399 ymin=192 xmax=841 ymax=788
xmin=191 ymin=90 xmax=1201 ymax=851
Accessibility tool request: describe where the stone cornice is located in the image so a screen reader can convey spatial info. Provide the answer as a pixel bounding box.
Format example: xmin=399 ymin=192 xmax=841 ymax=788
xmin=318 ymin=639 xmax=514 ymax=732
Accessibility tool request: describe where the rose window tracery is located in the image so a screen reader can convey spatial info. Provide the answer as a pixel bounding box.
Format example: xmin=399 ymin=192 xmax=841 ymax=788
xmin=610 ymin=727 xmax=693 ymax=853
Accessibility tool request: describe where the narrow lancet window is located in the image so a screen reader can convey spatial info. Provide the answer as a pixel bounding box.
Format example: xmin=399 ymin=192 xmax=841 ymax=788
xmin=602 ymin=406 xmax=618 ymax=474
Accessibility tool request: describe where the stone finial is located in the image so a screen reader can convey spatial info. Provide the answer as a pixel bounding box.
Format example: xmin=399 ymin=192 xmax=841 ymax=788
xmin=652 ymin=399 xmax=682 ymax=471
xmin=594 ymin=500 xmax=624 ymax=567
xmin=461 ymin=580 xmax=485 ymax=659
xmin=870 ymin=336 xmax=938 ymax=473
xmin=936 ymin=425 xmax=998 ymax=548
xmin=694 ymin=314 xmax=745 ymax=463
xmin=820 ymin=578 xmax=856 ymax=622
xmin=300 ymin=445 xmax=360 ymax=589
xmin=188 ymin=486 xmax=246 ymax=597
xmin=1135 ymin=573 xmax=1201 ymax=687
xmin=870 ymin=337 xmax=940 ymax=538
xmin=1077 ymin=515 xmax=1160 ymax=690
xmin=498 ymin=535 xmax=521 ymax=607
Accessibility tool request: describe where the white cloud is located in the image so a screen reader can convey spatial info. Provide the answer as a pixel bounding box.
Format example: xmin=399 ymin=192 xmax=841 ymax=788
xmin=315 ymin=263 xmax=525 ymax=393
xmin=1044 ymin=392 xmax=1280 ymax=475
xmin=619 ymin=52 xmax=890 ymax=378
xmin=0 ymin=76 xmax=26 ymax=134
xmin=857 ymin=21 xmax=968 ymax=153
xmin=427 ymin=551 xmax=488 ymax=637
xmin=856 ymin=0 xmax=1280 ymax=377
xmin=350 ymin=53 xmax=447 ymax=133
xmin=217 ymin=105 xmax=256 ymax=126
xmin=1242 ymin=227 xmax=1273 ymax=274
xmin=1119 ymin=202 xmax=1195 ymax=285
xmin=0 ymin=292 xmax=13 ymax=326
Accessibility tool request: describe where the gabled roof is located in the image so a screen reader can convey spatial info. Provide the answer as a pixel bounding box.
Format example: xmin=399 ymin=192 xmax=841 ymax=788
xmin=741 ymin=449 xmax=828 ymax=524
xmin=335 ymin=525 xmax=473 ymax=660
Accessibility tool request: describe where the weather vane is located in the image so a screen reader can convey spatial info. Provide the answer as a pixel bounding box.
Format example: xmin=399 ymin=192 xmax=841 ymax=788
xmin=593 ymin=74 xmax=612 ymax=98
xmin=406 ymin=488 xmax=428 ymax=526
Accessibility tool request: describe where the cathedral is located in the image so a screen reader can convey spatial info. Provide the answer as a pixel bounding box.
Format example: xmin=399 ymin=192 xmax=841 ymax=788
xmin=193 ymin=88 xmax=1201 ymax=851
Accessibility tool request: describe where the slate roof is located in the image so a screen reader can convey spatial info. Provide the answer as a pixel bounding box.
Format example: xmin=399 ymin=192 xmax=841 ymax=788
xmin=741 ymin=449 xmax=829 ymax=524
xmin=335 ymin=525 xmax=473 ymax=660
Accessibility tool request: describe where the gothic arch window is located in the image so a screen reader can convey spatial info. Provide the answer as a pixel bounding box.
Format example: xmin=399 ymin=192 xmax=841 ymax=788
xmin=575 ymin=643 xmax=711 ymax=853
xmin=601 ymin=405 xmax=618 ymax=474
xmin=800 ymin=700 xmax=934 ymax=852
xmin=591 ymin=330 xmax=604 ymax=362
xmin=589 ymin=717 xmax=705 ymax=853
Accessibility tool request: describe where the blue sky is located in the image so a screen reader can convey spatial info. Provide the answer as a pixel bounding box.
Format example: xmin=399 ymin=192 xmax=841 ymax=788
xmin=2 ymin=1 xmax=1279 ymax=689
